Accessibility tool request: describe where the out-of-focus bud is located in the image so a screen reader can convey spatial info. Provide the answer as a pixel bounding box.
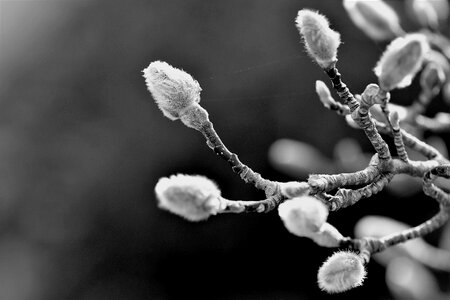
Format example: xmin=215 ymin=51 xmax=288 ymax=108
xmin=429 ymin=0 xmax=449 ymax=21
xmin=389 ymin=111 xmax=400 ymax=129
xmin=155 ymin=174 xmax=222 ymax=221
xmin=406 ymin=0 xmax=449 ymax=27
xmin=386 ymin=257 xmax=442 ymax=300
xmin=143 ymin=61 xmax=202 ymax=120
xmin=315 ymin=80 xmax=335 ymax=108
xmin=420 ymin=62 xmax=446 ymax=95
xmin=343 ymin=0 xmax=403 ymax=41
xmin=345 ymin=114 xmax=360 ymax=129
xmin=295 ymin=9 xmax=341 ymax=69
xmin=426 ymin=50 xmax=450 ymax=75
xmin=409 ymin=0 xmax=439 ymax=30
xmin=374 ymin=34 xmax=429 ymax=91
xmin=370 ymin=103 xmax=408 ymax=123
xmin=278 ymin=196 xmax=328 ymax=237
xmin=333 ymin=137 xmax=370 ymax=172
xmin=355 ymin=215 xmax=450 ymax=271
xmin=317 ymin=251 xmax=366 ymax=293
xmin=435 ymin=112 xmax=450 ymax=127
xmin=269 ymin=139 xmax=335 ymax=178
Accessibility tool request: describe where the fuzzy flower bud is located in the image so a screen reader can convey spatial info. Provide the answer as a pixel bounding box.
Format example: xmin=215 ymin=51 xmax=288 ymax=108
xmin=343 ymin=0 xmax=403 ymax=41
xmin=143 ymin=61 xmax=202 ymax=120
xmin=318 ymin=251 xmax=366 ymax=293
xmin=279 ymin=181 xmax=310 ymax=198
xmin=154 ymin=174 xmax=222 ymax=221
xmin=310 ymin=222 xmax=345 ymax=248
xmin=296 ymin=9 xmax=341 ymax=69
xmin=374 ymin=34 xmax=429 ymax=91
xmin=278 ymin=196 xmax=328 ymax=237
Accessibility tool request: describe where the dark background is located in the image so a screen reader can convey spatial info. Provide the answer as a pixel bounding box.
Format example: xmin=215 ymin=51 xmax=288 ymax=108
xmin=0 ymin=1 xmax=449 ymax=299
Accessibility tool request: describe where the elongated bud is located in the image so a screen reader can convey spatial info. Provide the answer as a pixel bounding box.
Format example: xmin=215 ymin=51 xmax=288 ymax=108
xmin=317 ymin=251 xmax=366 ymax=293
xmin=155 ymin=174 xmax=223 ymax=221
xmin=411 ymin=0 xmax=439 ymax=30
xmin=295 ymin=9 xmax=341 ymax=69
xmin=279 ymin=181 xmax=310 ymax=198
xmin=374 ymin=34 xmax=429 ymax=91
xmin=269 ymin=139 xmax=334 ymax=177
xmin=343 ymin=0 xmax=403 ymax=41
xmin=345 ymin=114 xmax=360 ymax=129
xmin=389 ymin=111 xmax=400 ymax=129
xmin=278 ymin=196 xmax=328 ymax=237
xmin=143 ymin=61 xmax=202 ymax=120
xmin=310 ymin=222 xmax=345 ymax=248
xmin=315 ymin=80 xmax=335 ymax=108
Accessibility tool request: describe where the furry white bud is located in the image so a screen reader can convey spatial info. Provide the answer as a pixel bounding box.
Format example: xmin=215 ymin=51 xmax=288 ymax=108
xmin=278 ymin=196 xmax=328 ymax=237
xmin=343 ymin=0 xmax=403 ymax=41
xmin=279 ymin=181 xmax=310 ymax=198
xmin=296 ymin=9 xmax=341 ymax=69
xmin=154 ymin=174 xmax=222 ymax=221
xmin=374 ymin=34 xmax=429 ymax=91
xmin=143 ymin=61 xmax=202 ymax=120
xmin=310 ymin=222 xmax=345 ymax=248
xmin=318 ymin=251 xmax=366 ymax=293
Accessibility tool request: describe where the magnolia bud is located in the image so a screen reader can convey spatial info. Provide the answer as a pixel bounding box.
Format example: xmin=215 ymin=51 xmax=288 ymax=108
xmin=315 ymin=80 xmax=336 ymax=108
xmin=408 ymin=0 xmax=440 ymax=30
xmin=278 ymin=196 xmax=328 ymax=237
xmin=374 ymin=34 xmax=429 ymax=91
xmin=343 ymin=0 xmax=403 ymax=41
xmin=428 ymin=0 xmax=449 ymax=21
xmin=317 ymin=251 xmax=366 ymax=293
xmin=389 ymin=111 xmax=400 ymax=129
xmin=295 ymin=9 xmax=341 ymax=69
xmin=386 ymin=257 xmax=441 ymax=300
xmin=154 ymin=174 xmax=222 ymax=221
xmin=279 ymin=181 xmax=310 ymax=198
xmin=269 ymin=139 xmax=334 ymax=177
xmin=310 ymin=222 xmax=345 ymax=248
xmin=143 ymin=61 xmax=202 ymax=120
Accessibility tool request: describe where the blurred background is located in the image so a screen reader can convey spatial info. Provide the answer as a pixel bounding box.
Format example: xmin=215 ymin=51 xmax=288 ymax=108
xmin=0 ymin=0 xmax=449 ymax=299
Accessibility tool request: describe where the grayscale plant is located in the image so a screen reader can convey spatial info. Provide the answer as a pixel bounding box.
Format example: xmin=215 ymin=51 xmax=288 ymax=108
xmin=145 ymin=0 xmax=450 ymax=295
